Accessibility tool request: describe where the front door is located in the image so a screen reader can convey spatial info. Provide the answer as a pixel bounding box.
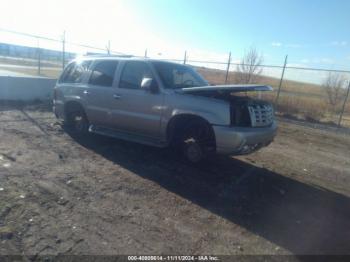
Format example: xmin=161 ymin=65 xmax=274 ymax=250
xmin=109 ymin=61 xmax=163 ymax=139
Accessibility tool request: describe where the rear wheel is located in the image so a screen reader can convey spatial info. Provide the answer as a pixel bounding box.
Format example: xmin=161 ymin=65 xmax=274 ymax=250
xmin=65 ymin=106 xmax=89 ymax=135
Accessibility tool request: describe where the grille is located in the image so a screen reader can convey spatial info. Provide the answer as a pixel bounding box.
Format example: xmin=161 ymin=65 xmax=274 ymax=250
xmin=248 ymin=103 xmax=274 ymax=127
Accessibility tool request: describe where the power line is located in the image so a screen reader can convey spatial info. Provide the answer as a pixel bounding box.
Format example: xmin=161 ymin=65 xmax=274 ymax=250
xmin=0 ymin=28 xmax=349 ymax=74
xmin=0 ymin=28 xmax=60 ymax=42
xmin=0 ymin=28 xmax=128 ymax=55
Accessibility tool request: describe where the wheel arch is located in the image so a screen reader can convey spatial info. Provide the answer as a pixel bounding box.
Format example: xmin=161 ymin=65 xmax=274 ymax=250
xmin=166 ymin=113 xmax=216 ymax=147
xmin=64 ymin=100 xmax=87 ymax=121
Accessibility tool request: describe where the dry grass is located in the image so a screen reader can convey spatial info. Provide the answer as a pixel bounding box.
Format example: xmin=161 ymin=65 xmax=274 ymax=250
xmin=197 ymin=67 xmax=325 ymax=97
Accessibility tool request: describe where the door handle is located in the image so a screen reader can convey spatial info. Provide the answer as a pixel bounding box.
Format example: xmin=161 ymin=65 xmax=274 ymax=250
xmin=83 ymin=90 xmax=90 ymax=95
xmin=113 ymin=94 xmax=122 ymax=99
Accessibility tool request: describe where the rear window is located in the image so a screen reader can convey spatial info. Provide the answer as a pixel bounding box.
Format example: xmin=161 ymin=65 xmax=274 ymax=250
xmin=89 ymin=60 xmax=119 ymax=87
xmin=59 ymin=60 xmax=91 ymax=83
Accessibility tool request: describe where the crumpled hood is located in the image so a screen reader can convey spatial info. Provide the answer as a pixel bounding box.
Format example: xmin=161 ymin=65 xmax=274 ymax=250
xmin=179 ymin=84 xmax=273 ymax=94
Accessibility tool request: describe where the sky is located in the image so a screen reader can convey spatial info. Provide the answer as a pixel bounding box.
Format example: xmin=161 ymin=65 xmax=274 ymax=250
xmin=0 ymin=0 xmax=350 ymax=82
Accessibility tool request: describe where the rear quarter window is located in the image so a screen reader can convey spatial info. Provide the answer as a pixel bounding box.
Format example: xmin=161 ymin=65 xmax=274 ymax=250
xmin=59 ymin=60 xmax=91 ymax=84
xmin=58 ymin=62 xmax=75 ymax=83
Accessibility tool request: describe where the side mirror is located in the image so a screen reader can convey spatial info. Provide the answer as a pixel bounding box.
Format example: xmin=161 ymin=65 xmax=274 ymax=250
xmin=141 ymin=78 xmax=158 ymax=93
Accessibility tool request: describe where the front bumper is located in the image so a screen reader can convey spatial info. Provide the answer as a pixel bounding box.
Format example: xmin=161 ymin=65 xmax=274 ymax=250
xmin=213 ymin=121 xmax=277 ymax=155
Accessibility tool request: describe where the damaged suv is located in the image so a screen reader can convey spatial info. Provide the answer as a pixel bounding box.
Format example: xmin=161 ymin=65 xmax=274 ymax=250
xmin=53 ymin=56 xmax=277 ymax=163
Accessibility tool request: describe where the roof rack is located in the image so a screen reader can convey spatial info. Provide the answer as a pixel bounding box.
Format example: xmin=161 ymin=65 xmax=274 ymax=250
xmin=83 ymin=53 xmax=134 ymax=58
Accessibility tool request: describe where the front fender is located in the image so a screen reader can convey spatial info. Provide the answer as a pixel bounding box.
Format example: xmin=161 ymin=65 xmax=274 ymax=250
xmin=170 ymin=109 xmax=228 ymax=125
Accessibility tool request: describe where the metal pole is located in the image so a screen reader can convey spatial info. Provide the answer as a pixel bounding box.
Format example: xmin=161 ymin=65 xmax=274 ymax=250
xmin=275 ymin=55 xmax=288 ymax=105
xmin=37 ymin=48 xmax=41 ymax=75
xmin=107 ymin=40 xmax=111 ymax=55
xmin=36 ymin=37 xmax=41 ymax=75
xmin=183 ymin=51 xmax=187 ymax=64
xmin=338 ymin=80 xmax=350 ymax=127
xmin=225 ymin=52 xmax=231 ymax=84
xmin=144 ymin=49 xmax=148 ymax=58
xmin=62 ymin=31 xmax=66 ymax=69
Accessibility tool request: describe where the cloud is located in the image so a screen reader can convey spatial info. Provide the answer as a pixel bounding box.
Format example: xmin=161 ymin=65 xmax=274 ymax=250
xmin=299 ymin=58 xmax=334 ymax=65
xmin=286 ymin=43 xmax=303 ymax=48
xmin=288 ymin=63 xmax=308 ymax=68
xmin=271 ymin=42 xmax=282 ymax=47
xmin=319 ymin=58 xmax=334 ymax=64
xmin=331 ymin=41 xmax=348 ymax=46
xmin=271 ymin=42 xmax=304 ymax=48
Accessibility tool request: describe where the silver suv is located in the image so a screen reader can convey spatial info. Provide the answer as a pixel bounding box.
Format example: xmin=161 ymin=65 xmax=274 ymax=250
xmin=53 ymin=56 xmax=277 ymax=163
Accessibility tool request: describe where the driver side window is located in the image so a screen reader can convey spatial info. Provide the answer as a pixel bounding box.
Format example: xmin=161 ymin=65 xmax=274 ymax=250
xmin=173 ymin=70 xmax=196 ymax=86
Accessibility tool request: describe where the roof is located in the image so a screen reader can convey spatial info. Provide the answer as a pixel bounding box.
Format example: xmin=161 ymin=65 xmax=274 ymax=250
xmin=77 ymin=55 xmax=183 ymax=65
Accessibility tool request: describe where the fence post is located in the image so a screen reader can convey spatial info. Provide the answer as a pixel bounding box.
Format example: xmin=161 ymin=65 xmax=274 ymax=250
xmin=62 ymin=31 xmax=66 ymax=69
xmin=183 ymin=51 xmax=187 ymax=64
xmin=275 ymin=55 xmax=288 ymax=105
xmin=37 ymin=47 xmax=41 ymax=75
xmin=225 ymin=52 xmax=231 ymax=84
xmin=36 ymin=37 xmax=41 ymax=75
xmin=144 ymin=49 xmax=148 ymax=58
xmin=107 ymin=40 xmax=111 ymax=55
xmin=338 ymin=80 xmax=350 ymax=127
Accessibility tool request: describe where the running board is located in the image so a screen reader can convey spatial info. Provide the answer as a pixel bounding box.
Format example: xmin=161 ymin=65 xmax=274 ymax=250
xmin=89 ymin=125 xmax=166 ymax=148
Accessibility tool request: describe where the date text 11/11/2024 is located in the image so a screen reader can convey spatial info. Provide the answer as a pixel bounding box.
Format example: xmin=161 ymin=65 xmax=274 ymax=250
xmin=127 ymin=255 xmax=220 ymax=261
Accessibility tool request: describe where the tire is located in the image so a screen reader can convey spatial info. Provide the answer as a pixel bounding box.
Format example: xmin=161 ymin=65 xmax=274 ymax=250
xmin=65 ymin=106 xmax=89 ymax=135
xmin=180 ymin=120 xmax=214 ymax=164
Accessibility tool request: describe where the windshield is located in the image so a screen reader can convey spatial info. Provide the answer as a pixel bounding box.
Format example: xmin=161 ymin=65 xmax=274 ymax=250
xmin=152 ymin=61 xmax=208 ymax=89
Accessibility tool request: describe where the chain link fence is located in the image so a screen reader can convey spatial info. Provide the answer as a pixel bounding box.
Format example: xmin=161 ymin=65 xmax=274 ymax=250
xmin=0 ymin=29 xmax=349 ymax=128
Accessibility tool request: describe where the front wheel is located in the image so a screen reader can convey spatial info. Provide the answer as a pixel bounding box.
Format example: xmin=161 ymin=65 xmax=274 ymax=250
xmin=180 ymin=121 xmax=215 ymax=164
xmin=183 ymin=138 xmax=204 ymax=163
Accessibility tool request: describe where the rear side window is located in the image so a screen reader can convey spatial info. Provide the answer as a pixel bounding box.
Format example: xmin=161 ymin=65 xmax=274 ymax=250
xmin=89 ymin=60 xmax=119 ymax=87
xmin=119 ymin=61 xmax=153 ymax=89
xmin=59 ymin=63 xmax=75 ymax=83
xmin=59 ymin=60 xmax=91 ymax=83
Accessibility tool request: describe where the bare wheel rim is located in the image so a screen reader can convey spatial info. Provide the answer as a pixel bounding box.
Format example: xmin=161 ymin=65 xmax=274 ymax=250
xmin=70 ymin=110 xmax=87 ymax=133
xmin=182 ymin=122 xmax=210 ymax=163
xmin=74 ymin=114 xmax=84 ymax=132
xmin=184 ymin=140 xmax=203 ymax=163
xmin=183 ymin=123 xmax=213 ymax=152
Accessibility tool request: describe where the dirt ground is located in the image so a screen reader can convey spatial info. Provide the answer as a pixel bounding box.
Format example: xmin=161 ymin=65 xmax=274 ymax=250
xmin=0 ymin=104 xmax=350 ymax=256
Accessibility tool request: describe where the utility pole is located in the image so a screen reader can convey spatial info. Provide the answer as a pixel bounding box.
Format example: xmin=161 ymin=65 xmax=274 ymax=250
xmin=183 ymin=51 xmax=187 ymax=64
xmin=225 ymin=52 xmax=231 ymax=84
xmin=275 ymin=55 xmax=288 ymax=105
xmin=338 ymin=80 xmax=350 ymax=127
xmin=144 ymin=49 xmax=148 ymax=58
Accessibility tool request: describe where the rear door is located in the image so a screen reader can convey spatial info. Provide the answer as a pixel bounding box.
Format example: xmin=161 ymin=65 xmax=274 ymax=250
xmin=84 ymin=60 xmax=119 ymax=127
xmin=57 ymin=60 xmax=91 ymax=113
